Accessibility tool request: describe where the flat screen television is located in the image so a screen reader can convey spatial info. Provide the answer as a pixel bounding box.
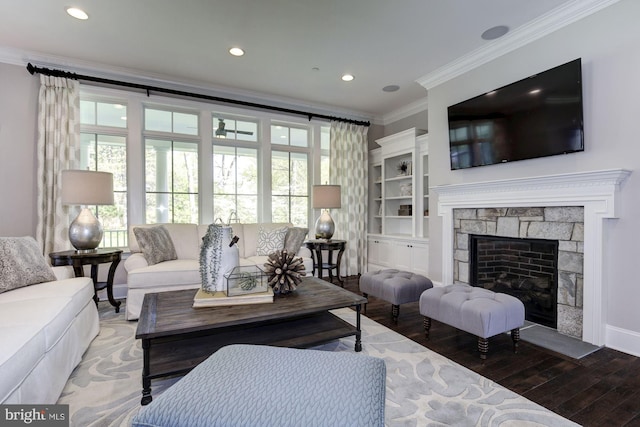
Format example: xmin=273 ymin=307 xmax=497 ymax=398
xmin=447 ymin=58 xmax=584 ymax=170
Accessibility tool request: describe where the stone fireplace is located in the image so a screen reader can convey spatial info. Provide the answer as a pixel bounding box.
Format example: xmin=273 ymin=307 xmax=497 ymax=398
xmin=454 ymin=207 xmax=582 ymax=337
xmin=433 ymin=169 xmax=630 ymax=346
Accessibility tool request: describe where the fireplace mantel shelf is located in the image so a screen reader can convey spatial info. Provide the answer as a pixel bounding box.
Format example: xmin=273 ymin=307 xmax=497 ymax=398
xmin=432 ymin=168 xmax=632 ymax=346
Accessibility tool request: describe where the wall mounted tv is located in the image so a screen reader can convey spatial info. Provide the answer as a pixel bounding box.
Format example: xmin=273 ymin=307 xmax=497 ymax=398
xmin=447 ymin=58 xmax=584 ymax=170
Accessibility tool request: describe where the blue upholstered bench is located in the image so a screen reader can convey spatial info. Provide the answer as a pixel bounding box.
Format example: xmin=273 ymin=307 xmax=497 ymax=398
xmin=360 ymin=269 xmax=433 ymax=323
xmin=131 ymin=344 xmax=386 ymax=427
xmin=419 ymin=284 xmax=525 ymax=360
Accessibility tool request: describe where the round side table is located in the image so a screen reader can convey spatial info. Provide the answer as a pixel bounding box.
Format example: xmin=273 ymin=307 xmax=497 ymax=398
xmin=303 ymin=239 xmax=346 ymax=287
xmin=49 ymin=248 xmax=123 ymax=313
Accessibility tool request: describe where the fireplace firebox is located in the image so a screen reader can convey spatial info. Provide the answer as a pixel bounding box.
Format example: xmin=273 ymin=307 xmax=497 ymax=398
xmin=469 ymin=234 xmax=558 ymax=329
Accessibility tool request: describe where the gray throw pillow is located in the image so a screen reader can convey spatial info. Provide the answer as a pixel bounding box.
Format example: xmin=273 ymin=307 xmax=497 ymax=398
xmin=284 ymin=227 xmax=309 ymax=254
xmin=255 ymin=226 xmax=288 ymax=256
xmin=133 ymin=225 xmax=178 ymax=265
xmin=0 ymin=236 xmax=56 ymax=294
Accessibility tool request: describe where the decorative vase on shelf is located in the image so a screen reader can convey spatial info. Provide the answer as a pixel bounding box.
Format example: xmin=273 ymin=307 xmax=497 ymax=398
xmin=199 ymin=224 xmax=239 ymax=293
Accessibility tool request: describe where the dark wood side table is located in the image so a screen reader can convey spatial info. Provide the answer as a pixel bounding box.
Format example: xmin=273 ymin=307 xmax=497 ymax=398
xmin=49 ymin=248 xmax=123 ymax=313
xmin=303 ymin=239 xmax=346 ymax=287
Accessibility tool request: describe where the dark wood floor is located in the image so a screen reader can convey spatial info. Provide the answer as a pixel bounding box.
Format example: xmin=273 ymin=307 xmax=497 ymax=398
xmin=339 ymin=275 xmax=640 ymax=427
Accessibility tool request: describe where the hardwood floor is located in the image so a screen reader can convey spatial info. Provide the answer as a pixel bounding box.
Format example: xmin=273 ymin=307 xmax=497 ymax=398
xmin=340 ymin=275 xmax=640 ymax=427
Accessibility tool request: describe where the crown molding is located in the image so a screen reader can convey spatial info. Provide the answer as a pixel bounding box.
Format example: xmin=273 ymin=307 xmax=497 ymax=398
xmin=416 ymin=0 xmax=622 ymax=90
xmin=0 ymin=46 xmax=373 ymax=124
xmin=379 ymin=96 xmax=429 ymax=126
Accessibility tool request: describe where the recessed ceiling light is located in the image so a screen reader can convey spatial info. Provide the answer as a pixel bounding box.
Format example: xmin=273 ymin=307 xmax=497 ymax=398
xmin=481 ymin=25 xmax=509 ymax=40
xmin=341 ymin=74 xmax=355 ymax=82
xmin=66 ymin=7 xmax=88 ymax=20
xmin=382 ymin=85 xmax=400 ymax=92
xmin=529 ymin=89 xmax=542 ymax=95
xmin=229 ymin=47 xmax=245 ymax=57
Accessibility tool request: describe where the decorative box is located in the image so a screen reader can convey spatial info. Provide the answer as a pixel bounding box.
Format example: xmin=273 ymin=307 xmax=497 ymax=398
xmin=398 ymin=204 xmax=412 ymax=216
xmin=224 ymin=265 xmax=269 ymax=297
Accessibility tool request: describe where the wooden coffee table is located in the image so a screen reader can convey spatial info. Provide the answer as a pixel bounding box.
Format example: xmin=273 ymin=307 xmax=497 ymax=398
xmin=135 ymin=277 xmax=367 ymax=405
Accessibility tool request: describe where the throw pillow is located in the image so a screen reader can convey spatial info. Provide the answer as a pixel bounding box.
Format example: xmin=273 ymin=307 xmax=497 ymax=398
xmin=284 ymin=227 xmax=309 ymax=254
xmin=255 ymin=226 xmax=288 ymax=256
xmin=133 ymin=225 xmax=178 ymax=266
xmin=0 ymin=236 xmax=56 ymax=294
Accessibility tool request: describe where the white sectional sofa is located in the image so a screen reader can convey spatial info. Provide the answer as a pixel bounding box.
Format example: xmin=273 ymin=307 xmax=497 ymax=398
xmin=0 ymin=267 xmax=99 ymax=404
xmin=124 ymin=223 xmax=313 ymax=320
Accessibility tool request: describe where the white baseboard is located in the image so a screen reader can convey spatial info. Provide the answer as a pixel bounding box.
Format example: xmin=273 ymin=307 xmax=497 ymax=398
xmin=605 ymin=325 xmax=640 ymax=357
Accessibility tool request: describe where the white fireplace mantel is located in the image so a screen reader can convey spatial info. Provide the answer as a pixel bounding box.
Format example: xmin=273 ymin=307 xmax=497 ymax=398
xmin=432 ymin=169 xmax=631 ymax=346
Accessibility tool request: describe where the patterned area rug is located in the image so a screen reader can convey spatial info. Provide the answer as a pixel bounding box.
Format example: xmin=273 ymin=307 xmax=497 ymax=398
xmin=58 ymin=302 xmax=579 ymax=427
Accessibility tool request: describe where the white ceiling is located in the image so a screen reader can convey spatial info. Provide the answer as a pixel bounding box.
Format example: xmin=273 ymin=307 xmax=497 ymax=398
xmin=0 ymin=0 xmax=610 ymax=121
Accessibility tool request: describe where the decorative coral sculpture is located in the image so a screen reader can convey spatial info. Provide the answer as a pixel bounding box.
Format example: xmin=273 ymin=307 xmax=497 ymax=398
xmin=264 ymin=249 xmax=305 ymax=294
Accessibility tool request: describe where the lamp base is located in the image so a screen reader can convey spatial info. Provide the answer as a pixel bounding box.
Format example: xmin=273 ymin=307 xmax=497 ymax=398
xmin=315 ymin=210 xmax=335 ymax=240
xmin=69 ymin=207 xmax=103 ymax=252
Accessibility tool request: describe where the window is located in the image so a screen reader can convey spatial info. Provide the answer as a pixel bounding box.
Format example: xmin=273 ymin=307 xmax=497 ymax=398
xmin=214 ymin=116 xmax=258 ymax=142
xmin=272 ymin=124 xmax=308 ymax=147
xmin=272 ymin=151 xmax=308 ymax=226
xmin=80 ymin=100 xmax=128 ymax=248
xmin=145 ymin=139 xmax=199 ymax=223
xmin=144 ymin=106 xmax=199 ymax=223
xmin=320 ymin=126 xmax=330 ymax=184
xmin=213 ymin=145 xmax=259 ymax=223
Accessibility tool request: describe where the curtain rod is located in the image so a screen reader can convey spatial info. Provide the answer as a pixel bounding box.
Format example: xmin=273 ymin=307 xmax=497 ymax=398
xmin=26 ymin=63 xmax=370 ymax=127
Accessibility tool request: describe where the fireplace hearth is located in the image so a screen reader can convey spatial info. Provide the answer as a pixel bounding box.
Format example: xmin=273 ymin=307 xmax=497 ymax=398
xmin=470 ymin=234 xmax=558 ymax=328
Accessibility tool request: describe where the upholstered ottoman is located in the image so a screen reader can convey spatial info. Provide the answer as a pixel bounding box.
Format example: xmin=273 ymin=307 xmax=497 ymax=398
xmin=131 ymin=344 xmax=386 ymax=427
xmin=419 ymin=284 xmax=525 ymax=359
xmin=360 ymin=269 xmax=433 ymax=323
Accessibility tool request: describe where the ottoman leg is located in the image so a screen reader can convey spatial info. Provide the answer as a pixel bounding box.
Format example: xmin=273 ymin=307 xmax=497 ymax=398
xmin=362 ymin=293 xmax=368 ymax=314
xmin=478 ymin=337 xmax=489 ymax=360
xmin=392 ymin=304 xmax=399 ymax=323
xmin=423 ymin=316 xmax=431 ymax=340
xmin=511 ymin=328 xmax=520 ymax=354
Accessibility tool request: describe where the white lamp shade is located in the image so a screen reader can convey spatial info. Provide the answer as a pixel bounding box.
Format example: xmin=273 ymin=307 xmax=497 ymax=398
xmin=61 ymin=170 xmax=114 ymax=206
xmin=312 ymin=185 xmax=341 ymax=209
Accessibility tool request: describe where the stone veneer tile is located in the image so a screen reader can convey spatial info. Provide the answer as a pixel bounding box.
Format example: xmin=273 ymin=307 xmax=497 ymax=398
xmin=487 ymin=221 xmax=497 ymax=235
xmin=558 ymin=271 xmax=577 ymax=306
xmin=527 ymin=222 xmax=573 ymax=240
xmin=459 ymin=261 xmax=469 ymax=283
xmin=576 ymin=276 xmax=583 ymax=308
xmin=559 ymin=240 xmax=578 ymax=252
xmin=455 ymin=249 xmax=469 ymax=263
xmin=508 ymin=207 xmax=544 ymax=217
xmin=558 ymin=251 xmax=584 ymax=274
xmin=478 ymin=208 xmax=507 ymax=219
xmin=544 ymin=206 xmax=584 ymax=222
xmin=572 ymin=223 xmax=584 ymax=242
xmin=496 ymin=217 xmax=519 ymax=237
xmin=577 ymin=242 xmax=584 ymax=253
xmin=558 ymin=305 xmax=583 ymax=338
xmin=457 ymin=233 xmax=469 ymax=250
xmin=460 ymin=220 xmax=487 ymax=234
xmin=454 ymin=209 xmax=477 ymax=220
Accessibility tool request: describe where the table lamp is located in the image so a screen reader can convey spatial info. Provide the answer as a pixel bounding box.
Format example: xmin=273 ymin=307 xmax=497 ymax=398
xmin=61 ymin=170 xmax=114 ymax=252
xmin=312 ymin=185 xmax=341 ymax=240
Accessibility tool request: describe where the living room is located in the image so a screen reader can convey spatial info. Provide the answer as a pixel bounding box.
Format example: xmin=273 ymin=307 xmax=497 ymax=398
xmin=1 ymin=0 xmax=640 ymax=425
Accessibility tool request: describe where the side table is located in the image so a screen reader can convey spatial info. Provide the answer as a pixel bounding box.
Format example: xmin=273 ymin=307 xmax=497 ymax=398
xmin=49 ymin=248 xmax=123 ymax=313
xmin=303 ymin=239 xmax=346 ymax=287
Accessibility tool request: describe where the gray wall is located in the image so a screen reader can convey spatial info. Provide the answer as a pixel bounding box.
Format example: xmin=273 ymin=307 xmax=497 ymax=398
xmin=0 ymin=62 xmax=39 ymax=236
xmin=427 ymin=0 xmax=640 ymax=354
xmin=368 ymin=109 xmax=428 ymax=150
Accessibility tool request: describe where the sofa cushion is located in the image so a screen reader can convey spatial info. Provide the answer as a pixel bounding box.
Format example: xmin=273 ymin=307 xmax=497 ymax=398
xmin=0 ymin=237 xmax=56 ymax=294
xmin=284 ymin=227 xmax=308 ymax=254
xmin=133 ymin=225 xmax=178 ymax=265
xmin=127 ymin=259 xmax=201 ymax=289
xmin=256 ymin=225 xmax=288 ymax=256
xmin=0 ymin=277 xmax=95 ymax=402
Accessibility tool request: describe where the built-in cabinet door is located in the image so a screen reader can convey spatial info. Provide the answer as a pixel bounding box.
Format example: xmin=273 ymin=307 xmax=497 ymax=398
xmin=368 ymin=238 xmax=391 ymax=269
xmin=392 ymin=241 xmax=412 ymax=271
xmin=410 ymin=242 xmax=429 ymax=277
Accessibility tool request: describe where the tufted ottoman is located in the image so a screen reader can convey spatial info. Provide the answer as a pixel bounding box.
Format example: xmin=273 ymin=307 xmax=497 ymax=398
xmin=360 ymin=269 xmax=433 ymax=323
xmin=419 ymin=284 xmax=525 ymax=359
xmin=131 ymin=344 xmax=386 ymax=427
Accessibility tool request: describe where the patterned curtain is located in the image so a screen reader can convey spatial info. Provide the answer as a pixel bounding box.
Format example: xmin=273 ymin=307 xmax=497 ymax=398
xmin=35 ymin=75 xmax=80 ymax=255
xmin=329 ymin=121 xmax=369 ymax=275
